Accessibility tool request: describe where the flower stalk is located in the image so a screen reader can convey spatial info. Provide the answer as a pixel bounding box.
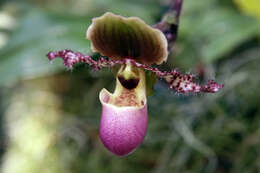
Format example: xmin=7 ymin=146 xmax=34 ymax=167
xmin=155 ymin=0 xmax=183 ymax=49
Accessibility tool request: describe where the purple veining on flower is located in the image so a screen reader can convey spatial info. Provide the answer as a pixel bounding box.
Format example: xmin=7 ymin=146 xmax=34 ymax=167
xmin=46 ymin=2 xmax=223 ymax=156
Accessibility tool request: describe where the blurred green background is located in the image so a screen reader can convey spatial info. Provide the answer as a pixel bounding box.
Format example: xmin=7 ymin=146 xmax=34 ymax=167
xmin=0 ymin=0 xmax=260 ymax=172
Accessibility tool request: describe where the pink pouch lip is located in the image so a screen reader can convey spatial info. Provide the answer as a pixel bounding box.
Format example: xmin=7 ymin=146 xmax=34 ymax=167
xmin=99 ymin=89 xmax=148 ymax=156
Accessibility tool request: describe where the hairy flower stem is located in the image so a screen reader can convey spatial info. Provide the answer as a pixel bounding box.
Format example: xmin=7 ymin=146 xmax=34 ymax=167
xmin=47 ymin=50 xmax=223 ymax=94
xmin=154 ymin=0 xmax=183 ymax=49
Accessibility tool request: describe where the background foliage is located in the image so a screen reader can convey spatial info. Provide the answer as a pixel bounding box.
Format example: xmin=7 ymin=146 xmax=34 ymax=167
xmin=0 ymin=0 xmax=260 ymax=172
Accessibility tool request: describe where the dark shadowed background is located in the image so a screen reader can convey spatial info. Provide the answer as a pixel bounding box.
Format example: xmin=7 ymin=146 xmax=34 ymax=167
xmin=0 ymin=0 xmax=260 ymax=172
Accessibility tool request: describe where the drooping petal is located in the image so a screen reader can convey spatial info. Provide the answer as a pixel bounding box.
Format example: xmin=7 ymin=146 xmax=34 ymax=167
xmin=86 ymin=12 xmax=168 ymax=65
xmin=47 ymin=50 xmax=224 ymax=94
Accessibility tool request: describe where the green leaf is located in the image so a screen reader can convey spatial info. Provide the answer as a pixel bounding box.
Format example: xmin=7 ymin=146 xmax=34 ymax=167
xmin=0 ymin=9 xmax=91 ymax=86
xmin=177 ymin=3 xmax=260 ymax=65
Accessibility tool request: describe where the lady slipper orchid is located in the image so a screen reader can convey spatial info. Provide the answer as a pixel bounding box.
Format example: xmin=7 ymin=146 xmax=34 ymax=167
xmin=47 ymin=12 xmax=223 ymax=156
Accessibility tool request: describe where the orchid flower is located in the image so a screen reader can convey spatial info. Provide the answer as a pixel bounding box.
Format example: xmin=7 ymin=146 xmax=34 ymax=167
xmin=47 ymin=11 xmax=223 ymax=156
